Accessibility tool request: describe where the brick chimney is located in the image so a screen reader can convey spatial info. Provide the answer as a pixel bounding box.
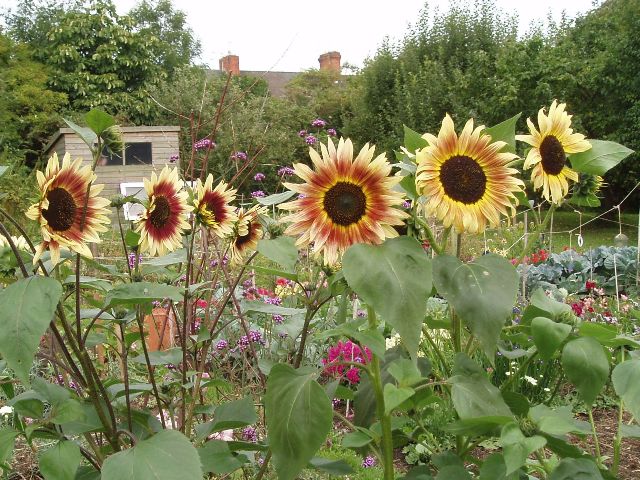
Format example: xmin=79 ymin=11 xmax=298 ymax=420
xmin=219 ymin=54 xmax=240 ymax=75
xmin=318 ymin=51 xmax=341 ymax=73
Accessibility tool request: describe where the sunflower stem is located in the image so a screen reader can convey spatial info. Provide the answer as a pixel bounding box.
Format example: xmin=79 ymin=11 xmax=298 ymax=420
xmin=416 ymin=217 xmax=443 ymax=255
xmin=367 ymin=306 xmax=395 ymax=480
xmin=589 ymin=408 xmax=603 ymax=467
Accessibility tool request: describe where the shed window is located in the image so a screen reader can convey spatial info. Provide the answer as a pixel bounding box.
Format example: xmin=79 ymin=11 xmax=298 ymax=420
xmin=120 ymin=182 xmax=146 ymax=220
xmin=97 ymin=142 xmax=153 ymax=166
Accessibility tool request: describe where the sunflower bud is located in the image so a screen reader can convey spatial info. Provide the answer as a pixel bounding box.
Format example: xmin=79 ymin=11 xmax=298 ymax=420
xmin=101 ymin=125 xmax=124 ymax=154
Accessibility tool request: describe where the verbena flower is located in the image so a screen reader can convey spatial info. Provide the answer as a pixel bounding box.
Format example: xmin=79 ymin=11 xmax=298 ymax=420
xmin=311 ymin=118 xmax=327 ymax=128
xmin=135 ymin=166 xmax=192 ymax=256
xmin=193 ymin=174 xmax=237 ymax=237
xmin=169 ymin=153 xmax=179 ymax=163
xmin=516 ymin=100 xmax=591 ymax=204
xmin=272 ymin=314 xmax=284 ymax=324
xmin=26 ymin=152 xmax=110 ymax=265
xmin=251 ymin=190 xmax=266 ymax=198
xmin=230 ymin=205 xmax=266 ymax=263
xmin=298 ymin=129 xmax=308 ymax=137
xmin=215 ymin=339 xmax=228 ymax=350
xmin=280 ymin=138 xmax=407 ymax=265
xmin=362 ymin=456 xmax=376 ymax=468
xmin=231 ymin=151 xmax=248 ymax=161
xmin=416 ymin=114 xmax=523 ymax=234
xmin=327 ymin=128 xmax=337 ymax=137
xmin=194 ymin=138 xmax=216 ymax=151
xmin=254 ymin=172 xmax=266 ymax=181
xmin=304 ymin=135 xmax=317 ymax=145
xmin=277 ymin=166 xmax=295 ymax=177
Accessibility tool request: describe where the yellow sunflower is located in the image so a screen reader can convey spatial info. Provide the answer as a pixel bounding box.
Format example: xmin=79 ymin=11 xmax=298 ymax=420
xmin=26 ymin=152 xmax=110 ymax=266
xmin=280 ymin=138 xmax=408 ymax=265
xmin=516 ymin=100 xmax=591 ymax=204
xmin=230 ymin=205 xmax=266 ymax=264
xmin=193 ymin=174 xmax=238 ymax=237
xmin=415 ymin=114 xmax=523 ymax=234
xmin=136 ymin=166 xmax=193 ymax=256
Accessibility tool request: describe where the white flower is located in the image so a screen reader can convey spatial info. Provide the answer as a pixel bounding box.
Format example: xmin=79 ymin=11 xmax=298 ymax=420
xmin=0 ymin=405 xmax=14 ymax=416
xmin=524 ymin=375 xmax=538 ymax=386
xmin=544 ymin=387 xmax=551 ymax=392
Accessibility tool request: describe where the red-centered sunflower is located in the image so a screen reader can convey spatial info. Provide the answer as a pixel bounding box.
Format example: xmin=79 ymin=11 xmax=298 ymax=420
xmin=516 ymin=100 xmax=591 ymax=204
xmin=193 ymin=174 xmax=237 ymax=237
xmin=279 ymin=138 xmax=407 ymax=265
xmin=415 ymin=114 xmax=523 ymax=234
xmin=26 ymin=152 xmax=110 ymax=266
xmin=136 ymin=166 xmax=192 ymax=256
xmin=230 ymin=205 xmax=266 ymax=264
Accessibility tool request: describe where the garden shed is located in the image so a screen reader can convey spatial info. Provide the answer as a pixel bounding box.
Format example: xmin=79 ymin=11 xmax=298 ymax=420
xmin=44 ymin=126 xmax=181 ymax=220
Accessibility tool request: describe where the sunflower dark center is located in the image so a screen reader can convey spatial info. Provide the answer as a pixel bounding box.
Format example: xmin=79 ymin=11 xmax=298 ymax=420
xmin=323 ymin=182 xmax=367 ymax=226
xmin=439 ymin=155 xmax=487 ymax=204
xmin=42 ymin=187 xmax=77 ymax=231
xmin=149 ymin=196 xmax=171 ymax=229
xmin=539 ymin=135 xmax=566 ymax=175
xmin=236 ymin=223 xmax=253 ymax=246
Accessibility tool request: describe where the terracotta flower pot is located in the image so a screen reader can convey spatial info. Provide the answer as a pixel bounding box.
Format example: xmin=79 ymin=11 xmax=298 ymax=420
xmin=144 ymin=307 xmax=175 ymax=351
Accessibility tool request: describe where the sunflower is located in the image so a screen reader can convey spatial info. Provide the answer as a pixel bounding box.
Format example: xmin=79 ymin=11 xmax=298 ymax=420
xmin=136 ymin=166 xmax=192 ymax=256
xmin=516 ymin=100 xmax=591 ymax=204
xmin=280 ymin=138 xmax=407 ymax=265
xmin=230 ymin=205 xmax=266 ymax=264
xmin=415 ymin=115 xmax=523 ymax=234
xmin=193 ymin=174 xmax=238 ymax=237
xmin=26 ymin=152 xmax=110 ymax=266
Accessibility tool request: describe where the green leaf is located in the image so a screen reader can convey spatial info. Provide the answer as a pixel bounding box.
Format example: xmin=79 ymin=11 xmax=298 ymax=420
xmin=309 ymin=457 xmax=354 ymax=475
xmin=0 ymin=277 xmax=62 ymax=383
xmin=403 ymin=125 xmax=428 ymax=152
xmin=530 ymin=404 xmax=587 ymax=436
xmin=104 ymin=282 xmax=183 ymax=307
xmin=342 ymin=429 xmax=374 ymax=448
xmin=211 ymin=396 xmax=257 ymax=433
xmin=570 ymin=192 xmax=601 ymax=208
xmin=131 ymin=348 xmax=183 ymax=366
xmin=444 ymin=416 xmax=512 ymax=436
xmin=502 ymin=391 xmax=530 ymax=417
xmin=612 ymin=359 xmax=640 ymax=421
xmin=257 ymin=190 xmax=296 ymax=206
xmin=402 ymin=465 xmax=434 ymax=479
xmin=549 ymin=458 xmax=604 ymax=480
xmin=85 ymin=109 xmax=115 ymax=135
xmin=525 ymin=289 xmax=571 ymax=322
xmin=63 ymin=118 xmax=97 ymax=149
xmin=140 ymin=249 xmax=187 ymax=266
xmin=383 ymin=384 xmax=415 ymax=414
xmin=38 ymin=441 xmax=82 ymax=480
xmin=0 ymin=428 xmax=18 ymax=467
xmin=479 ymin=453 xmax=511 ymax=480
xmin=578 ymin=322 xmax=617 ymax=343
xmin=569 ymin=140 xmax=634 ymax=176
xmin=242 ymin=301 xmax=305 ymax=316
xmin=562 ymin=337 xmax=609 ymax=407
xmin=257 ymin=236 xmax=298 ymax=272
xmin=485 ymin=113 xmax=521 ymax=153
xmin=197 ymin=440 xmax=246 ymax=475
xmin=0 ymin=166 xmax=8 ymax=177
xmin=101 ymin=430 xmax=203 ymax=480
xmin=531 ymin=317 xmax=572 ymax=360
xmin=400 ymin=175 xmax=418 ymax=200
xmin=435 ymin=465 xmax=472 ymax=479
xmin=500 ymin=423 xmax=546 ymax=475
xmin=124 ymin=230 xmax=141 ymax=248
xmin=388 ymin=358 xmax=424 ymax=387
xmin=265 ymin=364 xmax=332 ymax=480
xmin=433 ymin=254 xmax=518 ymax=356
xmin=343 ymin=237 xmax=432 ymax=359
xmin=252 ymin=265 xmax=298 ymax=281
xmin=60 ymin=403 xmax=102 ymax=435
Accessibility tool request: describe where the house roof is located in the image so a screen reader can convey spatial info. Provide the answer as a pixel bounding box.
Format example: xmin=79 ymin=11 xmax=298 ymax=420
xmin=44 ymin=125 xmax=181 ymax=154
xmin=241 ymin=70 xmax=299 ymax=97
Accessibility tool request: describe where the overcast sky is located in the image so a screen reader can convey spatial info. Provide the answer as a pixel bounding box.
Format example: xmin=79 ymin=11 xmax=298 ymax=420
xmin=4 ymin=0 xmax=596 ymax=72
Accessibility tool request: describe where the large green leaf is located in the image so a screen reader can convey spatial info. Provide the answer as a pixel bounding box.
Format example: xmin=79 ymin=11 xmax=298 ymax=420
xmin=403 ymin=125 xmax=428 ymax=152
xmin=433 ymin=254 xmax=518 ymax=356
xmin=38 ymin=441 xmax=82 ymax=480
xmin=195 ymin=396 xmax=257 ymax=440
xmin=104 ymin=282 xmax=183 ymax=307
xmin=530 ymin=404 xmax=587 ymax=436
xmin=197 ymin=440 xmax=247 ymax=475
xmin=500 ymin=423 xmax=546 ymax=475
xmin=85 ymin=109 xmax=115 ymax=135
xmin=309 ymin=457 xmax=354 ymax=475
xmin=531 ymin=317 xmax=572 ymax=360
xmin=485 ymin=113 xmax=521 ymax=153
xmin=549 ymin=458 xmax=604 ymax=480
xmin=383 ymin=384 xmax=415 ymax=414
xmin=478 ymin=453 xmax=516 ymax=480
xmin=0 ymin=277 xmax=62 ymax=383
xmin=101 ymin=430 xmax=203 ymax=480
xmin=612 ymin=359 xmax=640 ymax=421
xmin=561 ymin=338 xmax=609 ymax=407
xmin=265 ymin=364 xmax=332 ymax=480
xmin=257 ymin=190 xmax=296 ymax=206
xmin=63 ymin=118 xmax=97 ymax=149
xmin=257 ymin=236 xmax=298 ymax=272
xmin=131 ymin=348 xmax=183 ymax=366
xmin=0 ymin=428 xmax=18 ymax=469
xmin=343 ymin=237 xmax=432 ymax=359
xmin=569 ymin=140 xmax=634 ymax=176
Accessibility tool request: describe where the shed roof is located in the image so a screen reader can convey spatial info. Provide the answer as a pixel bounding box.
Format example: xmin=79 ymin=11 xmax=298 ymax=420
xmin=44 ymin=125 xmax=181 ymax=154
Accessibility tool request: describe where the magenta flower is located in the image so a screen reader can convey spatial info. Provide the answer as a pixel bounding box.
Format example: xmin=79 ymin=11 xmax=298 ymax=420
xmin=251 ymin=190 xmax=266 ymax=198
xmin=277 ymin=166 xmax=295 ymax=176
xmin=194 ymin=138 xmax=216 ymax=151
xmin=304 ymin=135 xmax=317 ymax=145
xmin=216 ymin=339 xmax=228 ymax=350
xmin=169 ymin=153 xmax=179 ymax=163
xmin=327 ymin=128 xmax=337 ymax=137
xmin=311 ymin=118 xmax=327 ymax=128
xmin=231 ymin=151 xmax=248 ymax=161
xmin=362 ymin=456 xmax=376 ymax=468
xmin=254 ymin=172 xmax=266 ymax=181
xmin=298 ymin=129 xmax=308 ymax=137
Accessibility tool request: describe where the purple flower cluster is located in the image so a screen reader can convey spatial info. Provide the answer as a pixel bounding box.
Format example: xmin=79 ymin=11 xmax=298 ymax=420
xmin=242 ymin=426 xmax=258 ymax=442
xmin=264 ymin=296 xmax=282 ymax=306
xmin=272 ymin=314 xmax=284 ymax=324
xmin=211 ymin=255 xmax=229 ymax=267
xmin=327 ymin=128 xmax=337 ymax=137
xmin=194 ymin=138 xmax=216 ymax=151
xmin=402 ymin=199 xmax=412 ymax=209
xmin=237 ymin=330 xmax=265 ymax=350
xmin=298 ymin=129 xmax=307 ymax=137
xmin=216 ymin=339 xmax=228 ymax=350
xmin=248 ymin=330 xmax=264 ymax=343
xmin=231 ymin=151 xmax=248 ymax=161
xmin=362 ymin=456 xmax=376 ymax=468
xmin=169 ymin=153 xmax=179 ymax=163
xmin=251 ymin=190 xmax=266 ymax=199
xmin=311 ymin=118 xmax=327 ymax=128
xmin=277 ymin=166 xmax=295 ymax=177
xmin=128 ymin=252 xmax=143 ymax=269
xmin=254 ymin=172 xmax=265 ymax=181
xmin=304 ymin=135 xmax=317 ymax=145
